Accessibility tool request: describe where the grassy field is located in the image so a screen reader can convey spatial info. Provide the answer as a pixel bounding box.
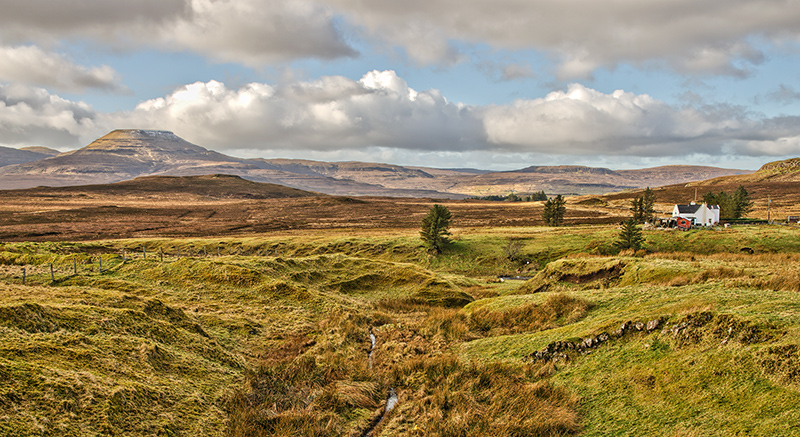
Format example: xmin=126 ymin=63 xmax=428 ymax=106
xmin=1 ymin=223 xmax=800 ymax=435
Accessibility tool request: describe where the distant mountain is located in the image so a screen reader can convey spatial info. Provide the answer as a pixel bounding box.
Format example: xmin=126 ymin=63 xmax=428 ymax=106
xmin=0 ymin=129 xmax=754 ymax=197
xmin=18 ymin=146 xmax=61 ymax=156
xmin=0 ymin=130 xmax=457 ymax=197
xmin=0 ymin=146 xmax=56 ymax=167
xmin=516 ymin=165 xmax=617 ymax=175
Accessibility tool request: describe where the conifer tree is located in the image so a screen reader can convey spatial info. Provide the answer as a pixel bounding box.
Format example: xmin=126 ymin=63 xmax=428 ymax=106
xmin=642 ymin=187 xmax=656 ymax=222
xmin=733 ymin=185 xmax=753 ymax=219
xmin=615 ymin=218 xmax=645 ymax=251
xmin=420 ymin=204 xmax=452 ymax=253
xmin=542 ymin=195 xmax=566 ymax=226
xmin=630 ymin=188 xmax=656 ymax=223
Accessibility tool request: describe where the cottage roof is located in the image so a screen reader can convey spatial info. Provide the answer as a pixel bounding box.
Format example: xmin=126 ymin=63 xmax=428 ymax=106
xmin=676 ymin=204 xmax=702 ymax=214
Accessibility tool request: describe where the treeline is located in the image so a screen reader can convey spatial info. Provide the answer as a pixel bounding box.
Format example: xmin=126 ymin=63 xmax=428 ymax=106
xmin=704 ymin=186 xmax=753 ymax=219
xmin=472 ymin=191 xmax=548 ymax=202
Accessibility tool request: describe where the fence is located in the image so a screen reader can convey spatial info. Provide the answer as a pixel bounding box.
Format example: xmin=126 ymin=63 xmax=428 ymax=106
xmin=9 ymin=244 xmax=289 ymax=286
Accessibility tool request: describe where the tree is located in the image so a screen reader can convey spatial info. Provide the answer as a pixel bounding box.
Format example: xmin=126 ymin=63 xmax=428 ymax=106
xmin=642 ymin=187 xmax=656 ymax=222
xmin=733 ymin=185 xmax=753 ymax=218
xmin=630 ymin=188 xmax=657 ymax=223
xmin=630 ymin=196 xmax=645 ymax=222
xmin=615 ymin=218 xmax=645 ymax=251
xmin=420 ymin=204 xmax=452 ymax=253
xmin=704 ymin=190 xmax=740 ymax=219
xmin=542 ymin=195 xmax=566 ymax=226
xmin=528 ymin=190 xmax=548 ymax=202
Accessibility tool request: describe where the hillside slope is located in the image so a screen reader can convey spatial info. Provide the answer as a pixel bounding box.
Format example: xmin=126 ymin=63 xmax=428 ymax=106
xmin=10 ymin=174 xmax=322 ymax=200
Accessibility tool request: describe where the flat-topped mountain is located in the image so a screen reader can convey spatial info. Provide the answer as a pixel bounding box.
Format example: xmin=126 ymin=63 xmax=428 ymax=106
xmin=516 ymin=165 xmax=617 ymax=175
xmin=3 ymin=129 xmax=242 ymax=175
xmin=0 ymin=129 xmax=754 ymax=197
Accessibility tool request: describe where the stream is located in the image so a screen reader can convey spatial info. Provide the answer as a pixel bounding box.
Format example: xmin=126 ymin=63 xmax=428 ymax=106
xmin=368 ymin=330 xmax=376 ymax=370
xmin=362 ymin=328 xmax=398 ymax=437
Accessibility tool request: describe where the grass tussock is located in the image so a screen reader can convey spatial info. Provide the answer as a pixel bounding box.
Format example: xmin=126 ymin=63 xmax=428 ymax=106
xmin=379 ymin=354 xmax=581 ymax=436
xmin=514 ymin=258 xmax=625 ymax=294
xmin=227 ymin=311 xmax=385 ymax=437
xmin=469 ymin=294 xmax=592 ymax=336
xmin=226 ymin=355 xmax=382 ymax=437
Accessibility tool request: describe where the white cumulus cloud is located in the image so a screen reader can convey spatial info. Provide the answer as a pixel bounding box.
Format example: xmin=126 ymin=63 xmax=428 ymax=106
xmin=0 ymin=83 xmax=97 ymax=147
xmin=3 ymin=71 xmax=800 ymax=165
xmin=108 ymin=70 xmax=483 ymax=151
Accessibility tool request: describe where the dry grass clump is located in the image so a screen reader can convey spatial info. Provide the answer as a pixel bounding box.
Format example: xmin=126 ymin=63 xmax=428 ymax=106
xmin=227 ymin=310 xmax=385 ymax=437
xmin=469 ymin=294 xmax=592 ymax=336
xmin=226 ymin=355 xmax=382 ymax=437
xmin=379 ymin=354 xmax=581 ymax=436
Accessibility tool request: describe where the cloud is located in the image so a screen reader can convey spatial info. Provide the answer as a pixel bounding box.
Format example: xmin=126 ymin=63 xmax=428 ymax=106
xmin=3 ymin=71 xmax=800 ymax=162
xmin=478 ymin=61 xmax=536 ymax=82
xmin=481 ymin=84 xmax=762 ymax=156
xmin=108 ymin=70 xmax=483 ymax=151
xmin=767 ymin=84 xmax=800 ymax=105
xmin=500 ymin=63 xmax=536 ymax=81
xmin=0 ymin=83 xmax=97 ymax=147
xmin=0 ymin=0 xmax=357 ymax=65
xmin=0 ymin=45 xmax=124 ymax=92
xmin=327 ymin=0 xmax=798 ymax=77
xmin=167 ymin=0 xmax=357 ymax=65
xmin=3 ymin=0 xmax=797 ymax=77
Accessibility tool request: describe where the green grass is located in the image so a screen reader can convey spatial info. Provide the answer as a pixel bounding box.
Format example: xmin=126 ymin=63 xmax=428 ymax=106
xmin=2 ymin=224 xmax=800 ymax=435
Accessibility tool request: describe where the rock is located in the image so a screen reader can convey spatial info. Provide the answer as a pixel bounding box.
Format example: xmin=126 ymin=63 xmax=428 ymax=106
xmin=646 ymin=319 xmax=661 ymax=331
xmin=634 ymin=321 xmax=645 ymax=331
xmin=615 ymin=321 xmax=631 ymax=337
xmin=596 ymin=332 xmax=610 ymax=343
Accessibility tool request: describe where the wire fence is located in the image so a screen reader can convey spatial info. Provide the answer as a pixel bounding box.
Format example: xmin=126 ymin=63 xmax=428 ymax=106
xmin=5 ymin=244 xmax=290 ymax=286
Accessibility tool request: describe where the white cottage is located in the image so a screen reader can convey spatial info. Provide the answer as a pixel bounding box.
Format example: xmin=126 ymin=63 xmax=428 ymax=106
xmin=672 ymin=202 xmax=720 ymax=227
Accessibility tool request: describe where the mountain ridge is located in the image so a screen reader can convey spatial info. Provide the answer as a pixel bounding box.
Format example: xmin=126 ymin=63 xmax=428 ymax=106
xmin=0 ymin=129 xmax=756 ymax=197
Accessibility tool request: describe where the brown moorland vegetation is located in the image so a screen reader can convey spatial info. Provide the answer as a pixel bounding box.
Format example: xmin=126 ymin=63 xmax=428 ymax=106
xmin=0 ymin=176 xmax=625 ymax=241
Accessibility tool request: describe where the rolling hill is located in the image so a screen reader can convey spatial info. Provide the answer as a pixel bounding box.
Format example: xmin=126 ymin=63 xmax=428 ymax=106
xmin=5 ymin=174 xmax=321 ymax=201
xmin=585 ymin=157 xmax=800 ymax=221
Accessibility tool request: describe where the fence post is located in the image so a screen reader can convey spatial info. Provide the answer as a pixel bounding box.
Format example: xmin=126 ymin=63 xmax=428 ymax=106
xmin=143 ymin=246 xmax=147 ymax=258
xmin=177 ymin=246 xmax=181 ymax=258
xmin=203 ymin=247 xmax=207 ymax=257
xmin=189 ymin=247 xmax=194 ymax=257
xmin=160 ymin=247 xmax=164 ymax=262
xmin=217 ymin=246 xmax=220 ymax=257
xmin=22 ymin=267 xmax=26 ymax=285
xmin=50 ymin=263 xmax=55 ymax=282
xmin=122 ymin=248 xmax=126 ymax=262
xmin=74 ymin=259 xmax=77 ymax=275
xmin=99 ymin=256 xmax=103 ymax=273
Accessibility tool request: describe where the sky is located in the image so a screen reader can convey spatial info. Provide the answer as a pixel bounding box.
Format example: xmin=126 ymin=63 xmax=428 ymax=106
xmin=1 ymin=0 xmax=800 ymax=171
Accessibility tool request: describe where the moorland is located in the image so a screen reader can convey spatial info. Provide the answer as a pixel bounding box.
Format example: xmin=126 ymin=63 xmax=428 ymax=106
xmin=1 ymin=154 xmax=800 ymax=436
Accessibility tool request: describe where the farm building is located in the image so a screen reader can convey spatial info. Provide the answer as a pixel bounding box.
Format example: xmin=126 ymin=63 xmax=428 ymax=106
xmin=672 ymin=202 xmax=720 ymax=227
